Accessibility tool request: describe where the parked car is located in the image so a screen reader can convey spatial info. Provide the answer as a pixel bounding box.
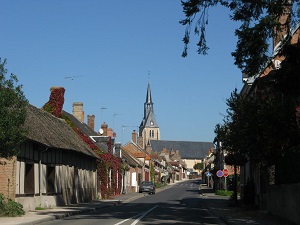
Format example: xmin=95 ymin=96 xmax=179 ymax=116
xmin=139 ymin=181 xmax=156 ymax=194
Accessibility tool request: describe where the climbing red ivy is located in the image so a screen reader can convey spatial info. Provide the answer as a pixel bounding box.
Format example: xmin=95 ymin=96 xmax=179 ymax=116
xmin=42 ymin=86 xmax=122 ymax=199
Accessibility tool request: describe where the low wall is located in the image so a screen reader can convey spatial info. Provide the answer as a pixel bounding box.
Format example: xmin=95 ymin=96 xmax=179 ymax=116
xmin=265 ymin=183 xmax=300 ymax=225
xmin=15 ymin=195 xmax=64 ymax=212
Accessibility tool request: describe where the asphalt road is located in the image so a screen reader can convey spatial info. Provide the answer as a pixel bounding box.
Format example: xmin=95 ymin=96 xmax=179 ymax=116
xmin=40 ymin=179 xmax=225 ymax=225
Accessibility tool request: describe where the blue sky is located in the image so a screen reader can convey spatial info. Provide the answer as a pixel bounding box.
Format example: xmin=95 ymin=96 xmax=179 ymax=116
xmin=1 ymin=1 xmax=243 ymax=144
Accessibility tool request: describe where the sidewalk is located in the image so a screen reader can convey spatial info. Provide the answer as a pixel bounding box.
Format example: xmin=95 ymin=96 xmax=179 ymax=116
xmin=200 ymin=185 xmax=295 ymax=225
xmin=0 ymin=182 xmax=295 ymax=225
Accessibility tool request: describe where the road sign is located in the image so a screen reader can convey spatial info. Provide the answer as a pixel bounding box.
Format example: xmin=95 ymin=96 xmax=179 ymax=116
xmin=216 ymin=170 xmax=223 ymax=177
xmin=223 ymin=168 xmax=229 ymax=177
xmin=206 ymin=171 xmax=212 ymax=177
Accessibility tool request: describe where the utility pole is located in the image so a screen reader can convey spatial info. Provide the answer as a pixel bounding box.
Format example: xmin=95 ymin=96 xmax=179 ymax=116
xmin=100 ymin=107 xmax=107 ymax=124
xmin=65 ymin=75 xmax=82 ymax=103
xmin=113 ymin=113 xmax=119 ymax=131
xmin=121 ymin=125 xmax=129 ymax=144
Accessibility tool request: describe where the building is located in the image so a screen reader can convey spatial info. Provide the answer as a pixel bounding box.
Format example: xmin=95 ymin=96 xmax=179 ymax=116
xmin=138 ymin=81 xmax=160 ymax=148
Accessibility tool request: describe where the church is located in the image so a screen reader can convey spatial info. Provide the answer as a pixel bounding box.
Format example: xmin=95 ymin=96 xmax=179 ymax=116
xmin=137 ymin=81 xmax=214 ymax=173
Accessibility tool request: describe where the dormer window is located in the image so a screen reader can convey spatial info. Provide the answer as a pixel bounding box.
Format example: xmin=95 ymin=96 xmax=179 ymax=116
xmin=150 ymin=121 xmax=154 ymax=126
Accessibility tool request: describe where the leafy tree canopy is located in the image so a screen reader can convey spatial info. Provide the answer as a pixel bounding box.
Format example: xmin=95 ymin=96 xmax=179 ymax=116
xmin=193 ymin=162 xmax=204 ymax=172
xmin=215 ymin=43 xmax=300 ymax=167
xmin=0 ymin=58 xmax=28 ymax=158
xmin=180 ymin=0 xmax=300 ymax=76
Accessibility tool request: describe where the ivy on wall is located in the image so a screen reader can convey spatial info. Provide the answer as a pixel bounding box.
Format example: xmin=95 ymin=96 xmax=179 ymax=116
xmin=42 ymin=87 xmax=122 ymax=199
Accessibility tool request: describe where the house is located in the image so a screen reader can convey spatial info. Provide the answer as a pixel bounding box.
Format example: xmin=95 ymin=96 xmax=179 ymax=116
xmin=119 ymin=147 xmax=143 ymax=194
xmin=240 ymin=18 xmax=300 ymax=224
xmin=122 ymin=139 xmax=151 ymax=186
xmin=0 ymin=102 xmax=99 ymax=212
xmin=149 ymin=140 xmax=213 ymax=177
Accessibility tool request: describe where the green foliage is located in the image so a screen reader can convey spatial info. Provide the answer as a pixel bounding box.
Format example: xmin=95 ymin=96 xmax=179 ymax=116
xmin=215 ymin=43 xmax=300 ymax=168
xmin=150 ymin=163 xmax=155 ymax=183
xmin=0 ymin=58 xmax=28 ymax=158
xmin=215 ymin=189 xmax=233 ymax=197
xmin=193 ymin=162 xmax=204 ymax=173
xmin=154 ymin=182 xmax=164 ymax=188
xmin=180 ymin=0 xmax=300 ymax=76
xmin=0 ymin=193 xmax=25 ymax=217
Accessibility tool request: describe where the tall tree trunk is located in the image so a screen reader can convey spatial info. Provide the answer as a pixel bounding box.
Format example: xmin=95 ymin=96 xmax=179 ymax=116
xmin=233 ymin=164 xmax=238 ymax=205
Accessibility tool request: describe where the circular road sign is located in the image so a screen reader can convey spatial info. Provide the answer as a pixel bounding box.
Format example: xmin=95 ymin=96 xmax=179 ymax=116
xmin=223 ymin=168 xmax=229 ymax=177
xmin=216 ymin=170 xmax=223 ymax=177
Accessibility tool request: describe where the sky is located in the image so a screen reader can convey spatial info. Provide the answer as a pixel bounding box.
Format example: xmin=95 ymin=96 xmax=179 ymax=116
xmin=0 ymin=1 xmax=243 ymax=145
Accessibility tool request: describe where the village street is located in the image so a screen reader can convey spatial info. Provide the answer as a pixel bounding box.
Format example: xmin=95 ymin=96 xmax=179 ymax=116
xmin=0 ymin=179 xmax=293 ymax=225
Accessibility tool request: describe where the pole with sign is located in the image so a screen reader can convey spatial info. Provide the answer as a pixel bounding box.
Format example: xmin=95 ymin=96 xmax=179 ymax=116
xmin=223 ymin=168 xmax=229 ymax=190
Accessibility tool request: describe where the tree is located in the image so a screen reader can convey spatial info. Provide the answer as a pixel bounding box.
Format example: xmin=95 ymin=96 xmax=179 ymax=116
xmin=215 ymin=43 xmax=300 ymax=200
xmin=193 ymin=162 xmax=204 ymax=174
xmin=0 ymin=58 xmax=28 ymax=158
xmin=180 ymin=0 xmax=300 ymax=76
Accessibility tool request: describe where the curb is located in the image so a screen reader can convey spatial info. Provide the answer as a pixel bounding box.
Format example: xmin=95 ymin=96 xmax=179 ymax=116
xmin=21 ymin=201 xmax=121 ymax=225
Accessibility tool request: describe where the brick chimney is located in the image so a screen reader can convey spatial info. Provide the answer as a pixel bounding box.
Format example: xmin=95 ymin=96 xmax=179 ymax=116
xmin=42 ymin=86 xmax=65 ymax=118
xmin=73 ymin=102 xmax=84 ymax=123
xmin=87 ymin=115 xmax=95 ymax=131
xmin=132 ymin=130 xmax=137 ymax=144
xmin=101 ymin=122 xmax=108 ymax=136
xmin=137 ymin=136 xmax=144 ymax=149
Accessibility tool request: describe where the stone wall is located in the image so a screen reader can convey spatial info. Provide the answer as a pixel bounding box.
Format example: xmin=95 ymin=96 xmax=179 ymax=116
xmin=265 ymin=183 xmax=300 ymax=225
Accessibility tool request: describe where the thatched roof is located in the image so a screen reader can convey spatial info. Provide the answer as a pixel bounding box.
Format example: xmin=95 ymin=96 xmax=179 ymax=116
xmin=25 ymin=104 xmax=98 ymax=158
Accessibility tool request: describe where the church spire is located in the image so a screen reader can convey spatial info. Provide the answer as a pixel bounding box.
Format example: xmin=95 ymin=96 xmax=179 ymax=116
xmin=144 ymin=81 xmax=154 ymax=119
xmin=146 ymin=81 xmax=152 ymax=104
xmin=139 ymin=80 xmax=160 ymax=148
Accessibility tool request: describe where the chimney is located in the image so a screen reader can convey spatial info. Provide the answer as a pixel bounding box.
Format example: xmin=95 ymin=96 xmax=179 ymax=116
xmin=132 ymin=130 xmax=137 ymax=143
xmin=87 ymin=115 xmax=95 ymax=131
xmin=107 ymin=128 xmax=113 ymax=137
xmin=138 ymin=136 xmax=144 ymax=149
xmin=43 ymin=86 xmax=65 ymax=118
xmin=72 ymin=102 xmax=84 ymax=123
xmin=101 ymin=122 xmax=108 ymax=136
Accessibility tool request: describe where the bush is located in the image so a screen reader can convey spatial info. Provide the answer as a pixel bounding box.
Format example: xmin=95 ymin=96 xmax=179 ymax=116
xmin=0 ymin=194 xmax=24 ymax=217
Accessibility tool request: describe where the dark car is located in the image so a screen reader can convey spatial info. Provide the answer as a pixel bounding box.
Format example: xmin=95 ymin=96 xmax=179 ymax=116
xmin=139 ymin=181 xmax=156 ymax=194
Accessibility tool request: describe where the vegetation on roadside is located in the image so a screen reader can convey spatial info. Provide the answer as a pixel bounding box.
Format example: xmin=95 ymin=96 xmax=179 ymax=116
xmin=215 ymin=189 xmax=233 ymax=197
xmin=0 ymin=193 xmax=24 ymax=217
xmin=0 ymin=58 xmax=28 ymax=158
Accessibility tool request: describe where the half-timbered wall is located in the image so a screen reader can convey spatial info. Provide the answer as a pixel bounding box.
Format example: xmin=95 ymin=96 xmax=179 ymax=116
xmin=15 ymin=141 xmax=97 ymax=211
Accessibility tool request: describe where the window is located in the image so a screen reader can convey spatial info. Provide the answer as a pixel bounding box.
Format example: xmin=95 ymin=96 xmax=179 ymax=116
xmin=149 ymin=130 xmax=154 ymax=138
xmin=47 ymin=166 xmax=55 ymax=193
xmin=24 ymin=163 xmax=34 ymax=194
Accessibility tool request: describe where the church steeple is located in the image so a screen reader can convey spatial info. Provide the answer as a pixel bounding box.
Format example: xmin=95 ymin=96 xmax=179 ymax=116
xmin=138 ymin=80 xmax=160 ymax=148
xmin=144 ymin=81 xmax=153 ymax=118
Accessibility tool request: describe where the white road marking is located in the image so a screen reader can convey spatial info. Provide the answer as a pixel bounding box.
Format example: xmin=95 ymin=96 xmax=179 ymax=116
xmin=114 ymin=205 xmax=158 ymax=225
xmin=131 ymin=205 xmax=158 ymax=225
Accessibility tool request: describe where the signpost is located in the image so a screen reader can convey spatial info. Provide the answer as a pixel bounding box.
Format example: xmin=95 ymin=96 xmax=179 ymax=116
xmin=216 ymin=170 xmax=223 ymax=177
xmin=223 ymin=168 xmax=229 ymax=177
xmin=223 ymin=168 xmax=229 ymax=190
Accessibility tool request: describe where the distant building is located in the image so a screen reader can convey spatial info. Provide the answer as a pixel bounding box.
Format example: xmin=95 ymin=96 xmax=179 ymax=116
xmin=150 ymin=140 xmax=213 ymax=174
xmin=138 ymin=81 xmax=160 ymax=148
